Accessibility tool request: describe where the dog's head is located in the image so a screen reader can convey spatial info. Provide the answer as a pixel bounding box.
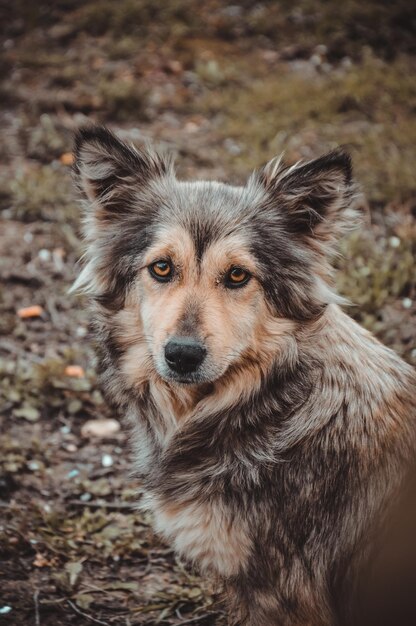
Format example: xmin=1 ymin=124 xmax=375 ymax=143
xmin=73 ymin=126 xmax=359 ymax=387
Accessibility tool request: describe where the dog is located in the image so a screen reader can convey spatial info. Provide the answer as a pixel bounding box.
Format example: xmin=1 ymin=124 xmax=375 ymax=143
xmin=72 ymin=125 xmax=416 ymax=625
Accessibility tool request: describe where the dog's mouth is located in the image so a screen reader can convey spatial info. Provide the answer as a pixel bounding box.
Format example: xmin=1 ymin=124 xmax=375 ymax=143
xmin=159 ymin=368 xmax=212 ymax=386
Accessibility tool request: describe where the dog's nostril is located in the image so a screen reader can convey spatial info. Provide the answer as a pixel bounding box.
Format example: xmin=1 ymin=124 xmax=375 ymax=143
xmin=165 ymin=338 xmax=207 ymax=375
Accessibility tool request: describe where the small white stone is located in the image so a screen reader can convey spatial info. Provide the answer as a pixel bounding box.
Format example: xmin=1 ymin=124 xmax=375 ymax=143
xmin=315 ymin=44 xmax=328 ymax=56
xmin=101 ymin=453 xmax=114 ymax=468
xmin=0 ymin=607 xmax=12 ymax=615
xmin=402 ymin=298 xmax=412 ymax=309
xmin=38 ymin=248 xmax=51 ymax=262
xmin=310 ymin=54 xmax=321 ymax=66
xmin=389 ymin=236 xmax=401 ymax=248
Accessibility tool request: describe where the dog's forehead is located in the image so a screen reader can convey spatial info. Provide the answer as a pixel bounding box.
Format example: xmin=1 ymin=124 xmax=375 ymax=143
xmin=166 ymin=180 xmax=253 ymax=216
xmin=153 ymin=179 xmax=265 ymax=259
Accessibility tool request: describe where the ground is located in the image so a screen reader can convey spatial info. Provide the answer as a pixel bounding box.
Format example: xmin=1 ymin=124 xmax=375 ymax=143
xmin=0 ymin=2 xmax=415 ymax=625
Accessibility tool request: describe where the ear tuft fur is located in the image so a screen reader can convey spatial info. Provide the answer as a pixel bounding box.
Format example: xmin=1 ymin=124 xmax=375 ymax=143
xmin=73 ymin=125 xmax=172 ymax=205
xmin=257 ymin=148 xmax=362 ymax=249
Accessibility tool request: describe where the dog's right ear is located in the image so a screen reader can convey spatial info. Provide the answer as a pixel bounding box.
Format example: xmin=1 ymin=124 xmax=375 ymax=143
xmin=74 ymin=125 xmax=171 ymax=220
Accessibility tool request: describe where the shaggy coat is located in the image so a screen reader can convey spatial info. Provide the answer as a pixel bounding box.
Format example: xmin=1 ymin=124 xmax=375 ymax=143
xmin=72 ymin=126 xmax=416 ymax=626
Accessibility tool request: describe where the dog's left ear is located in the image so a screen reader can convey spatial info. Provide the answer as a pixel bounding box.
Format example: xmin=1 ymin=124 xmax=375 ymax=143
xmin=257 ymin=149 xmax=360 ymax=248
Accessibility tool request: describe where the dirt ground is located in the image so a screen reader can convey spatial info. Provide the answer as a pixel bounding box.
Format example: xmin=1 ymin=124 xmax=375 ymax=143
xmin=0 ymin=2 xmax=415 ymax=625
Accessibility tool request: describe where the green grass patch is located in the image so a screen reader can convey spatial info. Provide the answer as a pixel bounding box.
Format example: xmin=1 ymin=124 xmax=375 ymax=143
xmin=201 ymin=55 xmax=416 ymax=203
xmin=1 ymin=164 xmax=77 ymax=223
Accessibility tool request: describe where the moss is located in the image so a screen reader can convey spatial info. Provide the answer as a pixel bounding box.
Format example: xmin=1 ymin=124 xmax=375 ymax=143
xmin=337 ymin=231 xmax=415 ymax=313
xmin=3 ymin=164 xmax=77 ymax=223
xmin=74 ymin=0 xmax=196 ymax=38
xmin=24 ymin=114 xmax=71 ymax=162
xmin=97 ymin=76 xmax=149 ymax=121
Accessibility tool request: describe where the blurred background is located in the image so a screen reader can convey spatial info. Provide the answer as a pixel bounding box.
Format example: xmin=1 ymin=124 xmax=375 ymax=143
xmin=0 ymin=1 xmax=415 ymax=624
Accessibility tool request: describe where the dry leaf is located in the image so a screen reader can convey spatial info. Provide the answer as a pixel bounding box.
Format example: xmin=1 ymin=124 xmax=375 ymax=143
xmin=64 ymin=365 xmax=85 ymax=378
xmin=33 ymin=552 xmax=50 ymax=568
xmin=81 ymin=418 xmax=121 ymax=439
xmin=65 ymin=561 xmax=83 ymax=587
xmin=59 ymin=152 xmax=74 ymax=165
xmin=17 ymin=305 xmax=44 ymax=319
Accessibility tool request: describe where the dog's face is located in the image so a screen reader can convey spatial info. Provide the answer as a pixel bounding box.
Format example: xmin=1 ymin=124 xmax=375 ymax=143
xmin=137 ymin=221 xmax=267 ymax=384
xmin=73 ymin=127 xmax=358 ymax=388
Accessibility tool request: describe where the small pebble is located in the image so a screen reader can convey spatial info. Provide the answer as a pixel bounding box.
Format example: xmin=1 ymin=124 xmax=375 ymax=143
xmin=67 ymin=469 xmax=80 ymax=479
xmin=0 ymin=607 xmax=12 ymax=615
xmin=81 ymin=418 xmax=120 ymax=439
xmin=402 ymin=298 xmax=413 ymax=309
xmin=27 ymin=460 xmax=40 ymax=471
xmin=223 ymin=138 xmax=242 ymax=156
xmin=38 ymin=248 xmax=51 ymax=262
xmin=17 ymin=305 xmax=44 ymax=319
xmin=80 ymin=492 xmax=92 ymax=502
xmin=64 ymin=365 xmax=85 ymax=378
xmin=101 ymin=453 xmax=114 ymax=468
xmin=389 ymin=236 xmax=401 ymax=248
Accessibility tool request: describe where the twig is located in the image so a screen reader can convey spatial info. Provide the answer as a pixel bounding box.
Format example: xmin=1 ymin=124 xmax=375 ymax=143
xmin=47 ymin=296 xmax=61 ymax=327
xmin=68 ymin=500 xmax=138 ymax=512
xmin=34 ymin=589 xmax=40 ymax=626
xmin=178 ymin=613 xmax=217 ymax=625
xmin=67 ymin=600 xmax=110 ymax=626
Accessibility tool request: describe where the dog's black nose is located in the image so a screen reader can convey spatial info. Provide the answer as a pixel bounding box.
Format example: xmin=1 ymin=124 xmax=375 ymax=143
xmin=165 ymin=338 xmax=206 ymax=375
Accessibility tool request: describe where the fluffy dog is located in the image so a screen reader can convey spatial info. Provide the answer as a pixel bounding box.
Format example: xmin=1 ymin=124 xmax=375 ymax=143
xmin=72 ymin=126 xmax=416 ymax=625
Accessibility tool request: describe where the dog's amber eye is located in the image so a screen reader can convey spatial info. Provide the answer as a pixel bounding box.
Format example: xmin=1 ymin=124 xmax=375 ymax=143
xmin=224 ymin=266 xmax=251 ymax=288
xmin=149 ymin=260 xmax=173 ymax=282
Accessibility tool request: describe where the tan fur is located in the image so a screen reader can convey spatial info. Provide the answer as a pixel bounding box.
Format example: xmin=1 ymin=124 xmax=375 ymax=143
xmin=145 ymin=496 xmax=252 ymax=577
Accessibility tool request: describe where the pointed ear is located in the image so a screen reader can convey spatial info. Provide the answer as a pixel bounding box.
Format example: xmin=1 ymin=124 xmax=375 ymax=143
xmin=73 ymin=125 xmax=172 ymax=217
xmin=257 ymin=149 xmax=360 ymax=247
xmin=70 ymin=126 xmax=172 ymax=299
